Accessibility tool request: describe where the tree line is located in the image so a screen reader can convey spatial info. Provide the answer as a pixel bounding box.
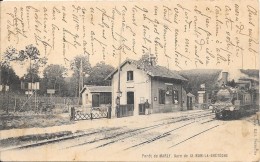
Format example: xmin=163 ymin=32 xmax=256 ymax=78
xmin=0 ymin=45 xmax=115 ymax=97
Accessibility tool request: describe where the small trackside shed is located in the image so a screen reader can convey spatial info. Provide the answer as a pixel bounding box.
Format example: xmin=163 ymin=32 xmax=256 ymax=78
xmin=81 ymin=85 xmax=112 ymax=108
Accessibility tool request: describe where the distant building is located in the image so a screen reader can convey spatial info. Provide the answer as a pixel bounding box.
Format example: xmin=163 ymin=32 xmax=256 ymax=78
xmin=105 ymin=59 xmax=187 ymax=117
xmin=80 ymin=85 xmax=111 ymax=108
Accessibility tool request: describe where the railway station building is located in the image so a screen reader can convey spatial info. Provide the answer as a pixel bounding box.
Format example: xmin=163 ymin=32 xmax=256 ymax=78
xmin=105 ymin=58 xmax=188 ymax=118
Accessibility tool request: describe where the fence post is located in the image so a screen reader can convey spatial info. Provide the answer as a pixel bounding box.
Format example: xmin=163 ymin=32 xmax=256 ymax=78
xmin=107 ymin=104 xmax=112 ymax=119
xmin=14 ymin=96 xmax=17 ymax=113
xmin=7 ymin=91 xmax=9 ymax=115
xmin=70 ymin=107 xmax=75 ymax=121
xmin=90 ymin=107 xmax=93 ymax=120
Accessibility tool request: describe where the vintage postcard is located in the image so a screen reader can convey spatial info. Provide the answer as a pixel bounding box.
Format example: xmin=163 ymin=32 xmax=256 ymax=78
xmin=0 ymin=0 xmax=259 ymax=161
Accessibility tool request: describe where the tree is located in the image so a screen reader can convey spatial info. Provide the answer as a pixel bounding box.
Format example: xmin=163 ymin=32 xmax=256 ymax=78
xmin=70 ymin=55 xmax=91 ymax=74
xmin=1 ymin=47 xmax=21 ymax=114
xmin=69 ymin=55 xmax=92 ymax=97
xmin=23 ymin=66 xmax=40 ymax=82
xmin=85 ymin=61 xmax=115 ymax=86
xmin=2 ymin=44 xmax=48 ymax=86
xmin=41 ymin=64 xmax=68 ymax=96
xmin=18 ymin=45 xmax=47 ymax=66
xmin=1 ymin=46 xmax=20 ymax=92
xmin=18 ymin=45 xmax=47 ymax=83
xmin=2 ymin=46 xmax=18 ymax=65
xmin=0 ymin=64 xmax=20 ymax=92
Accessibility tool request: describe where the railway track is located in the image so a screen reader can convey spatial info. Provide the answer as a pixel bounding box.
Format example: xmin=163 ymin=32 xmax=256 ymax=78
xmin=169 ymin=125 xmax=219 ymax=148
xmin=0 ymin=127 xmax=122 ymax=152
xmin=123 ymin=118 xmax=226 ymax=151
xmin=200 ymin=119 xmax=215 ymax=124
xmin=124 ymin=121 xmax=195 ymax=150
xmin=2 ymin=111 xmax=215 ymax=152
xmin=65 ymin=112 xmax=215 ymax=149
xmin=153 ymin=110 xmax=212 ymax=122
xmin=124 ymin=123 xmax=220 ymax=151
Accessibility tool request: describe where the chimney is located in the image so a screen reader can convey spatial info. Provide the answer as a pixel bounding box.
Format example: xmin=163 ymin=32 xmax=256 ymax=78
xmin=222 ymin=72 xmax=228 ymax=85
xmin=149 ymin=55 xmax=156 ymax=66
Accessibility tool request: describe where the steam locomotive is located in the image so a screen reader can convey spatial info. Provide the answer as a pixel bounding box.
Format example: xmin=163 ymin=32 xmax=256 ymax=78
xmin=212 ymin=85 xmax=258 ymax=120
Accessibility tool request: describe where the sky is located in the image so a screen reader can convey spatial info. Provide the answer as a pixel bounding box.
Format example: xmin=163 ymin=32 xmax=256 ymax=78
xmin=1 ymin=0 xmax=259 ymax=78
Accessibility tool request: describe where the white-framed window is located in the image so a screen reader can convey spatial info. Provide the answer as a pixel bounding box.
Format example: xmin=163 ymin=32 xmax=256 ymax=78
xmin=127 ymin=71 xmax=134 ymax=81
xmin=172 ymin=90 xmax=179 ymax=104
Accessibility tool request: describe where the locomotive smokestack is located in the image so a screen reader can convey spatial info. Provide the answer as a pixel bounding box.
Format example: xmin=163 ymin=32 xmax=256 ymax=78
xmin=222 ymin=72 xmax=228 ymax=85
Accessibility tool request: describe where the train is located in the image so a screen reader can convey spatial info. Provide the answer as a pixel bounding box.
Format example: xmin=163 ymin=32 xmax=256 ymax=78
xmin=211 ymin=85 xmax=258 ymax=120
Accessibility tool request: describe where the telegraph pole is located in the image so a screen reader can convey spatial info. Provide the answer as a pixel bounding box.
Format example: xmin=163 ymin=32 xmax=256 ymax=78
xmin=81 ymin=59 xmax=84 ymax=92
xmin=116 ymin=16 xmax=125 ymax=118
xmin=117 ymin=38 xmax=122 ymax=99
xmin=0 ymin=27 xmax=1 ymax=88
xmin=0 ymin=54 xmax=2 ymax=112
xmin=78 ymin=59 xmax=83 ymax=104
xmin=116 ymin=39 xmax=122 ymax=118
xmin=80 ymin=59 xmax=83 ymax=92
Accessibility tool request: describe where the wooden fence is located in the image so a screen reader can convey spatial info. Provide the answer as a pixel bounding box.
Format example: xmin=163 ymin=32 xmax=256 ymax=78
xmin=116 ymin=104 xmax=134 ymax=118
xmin=0 ymin=93 xmax=79 ymax=114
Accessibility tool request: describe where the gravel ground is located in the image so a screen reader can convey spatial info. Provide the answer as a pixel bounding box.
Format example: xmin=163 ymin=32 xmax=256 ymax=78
xmin=1 ymin=110 xmax=259 ymax=161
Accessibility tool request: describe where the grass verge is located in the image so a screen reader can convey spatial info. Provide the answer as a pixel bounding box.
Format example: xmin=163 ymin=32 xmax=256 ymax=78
xmin=0 ymin=131 xmax=74 ymax=149
xmin=0 ymin=114 xmax=73 ymax=130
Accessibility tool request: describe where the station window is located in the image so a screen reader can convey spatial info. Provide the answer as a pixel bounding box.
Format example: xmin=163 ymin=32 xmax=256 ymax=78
xmin=172 ymin=90 xmax=179 ymax=104
xmin=159 ymin=89 xmax=166 ymax=104
xmin=85 ymin=94 xmax=88 ymax=104
xmin=127 ymin=71 xmax=134 ymax=81
xmin=100 ymin=92 xmax=112 ymax=104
